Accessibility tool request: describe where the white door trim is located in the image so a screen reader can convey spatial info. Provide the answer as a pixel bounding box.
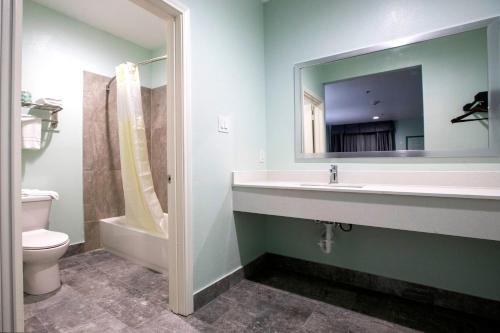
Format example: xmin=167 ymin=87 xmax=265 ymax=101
xmin=2 ymin=0 xmax=193 ymax=327
xmin=130 ymin=0 xmax=193 ymax=315
xmin=0 ymin=0 xmax=24 ymax=330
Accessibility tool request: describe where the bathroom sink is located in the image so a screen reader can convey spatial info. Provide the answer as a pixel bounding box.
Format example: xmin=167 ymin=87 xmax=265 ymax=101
xmin=300 ymin=183 xmax=364 ymax=189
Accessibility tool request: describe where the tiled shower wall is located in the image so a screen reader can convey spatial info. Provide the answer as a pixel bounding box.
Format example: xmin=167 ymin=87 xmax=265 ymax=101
xmin=83 ymin=71 xmax=167 ymax=251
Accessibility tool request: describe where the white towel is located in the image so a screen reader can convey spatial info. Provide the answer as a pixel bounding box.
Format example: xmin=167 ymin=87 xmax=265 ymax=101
xmin=35 ymin=98 xmax=63 ymax=107
xmin=22 ymin=189 xmax=59 ymax=200
xmin=21 ymin=115 xmax=42 ymax=150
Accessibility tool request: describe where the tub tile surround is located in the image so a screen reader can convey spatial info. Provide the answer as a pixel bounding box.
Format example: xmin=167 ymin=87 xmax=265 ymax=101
xmin=82 ymin=72 xmax=168 ymax=251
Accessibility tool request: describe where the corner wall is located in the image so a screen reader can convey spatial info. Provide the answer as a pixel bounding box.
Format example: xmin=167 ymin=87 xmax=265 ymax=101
xmin=263 ymin=0 xmax=500 ymax=301
xmin=181 ymin=0 xmax=268 ymax=292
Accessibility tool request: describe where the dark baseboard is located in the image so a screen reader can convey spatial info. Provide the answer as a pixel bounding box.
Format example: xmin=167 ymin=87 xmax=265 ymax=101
xmin=193 ymin=254 xmax=267 ymax=310
xmin=264 ymin=253 xmax=500 ymax=321
xmin=194 ymin=252 xmax=500 ymax=320
xmin=62 ymin=243 xmax=85 ymax=258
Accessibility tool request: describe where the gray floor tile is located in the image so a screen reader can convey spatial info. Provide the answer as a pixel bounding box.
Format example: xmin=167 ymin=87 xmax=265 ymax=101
xmin=245 ymin=303 xmax=311 ymax=333
xmin=185 ymin=316 xmax=215 ymax=333
xmin=24 ymin=285 xmax=81 ymax=320
xmin=61 ymin=312 xmax=128 ymax=333
xmin=27 ymin=250 xmax=490 ymax=333
xmin=215 ymin=302 xmax=258 ymax=327
xmin=194 ymin=297 xmax=236 ymax=324
xmin=211 ymin=318 xmax=247 ymax=333
xmin=24 ymin=315 xmax=51 ymax=333
xmin=80 ymin=249 xmax=123 ymax=265
xmin=96 ymin=288 xmax=165 ymax=328
xmin=131 ymin=310 xmax=200 ymax=333
xmin=34 ymin=293 xmax=106 ymax=332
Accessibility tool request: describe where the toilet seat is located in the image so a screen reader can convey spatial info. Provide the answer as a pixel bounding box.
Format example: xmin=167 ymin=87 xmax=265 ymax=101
xmin=22 ymin=229 xmax=69 ymax=250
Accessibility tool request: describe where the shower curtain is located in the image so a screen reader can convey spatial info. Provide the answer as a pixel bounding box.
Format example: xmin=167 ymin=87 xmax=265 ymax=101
xmin=115 ymin=62 xmax=167 ymax=236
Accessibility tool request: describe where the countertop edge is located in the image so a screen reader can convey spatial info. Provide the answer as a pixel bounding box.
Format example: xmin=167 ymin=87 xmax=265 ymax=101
xmin=232 ymin=182 xmax=500 ymax=200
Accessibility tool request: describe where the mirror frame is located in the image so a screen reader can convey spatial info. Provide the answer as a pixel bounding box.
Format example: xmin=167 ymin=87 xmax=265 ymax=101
xmin=294 ymin=17 xmax=500 ymax=160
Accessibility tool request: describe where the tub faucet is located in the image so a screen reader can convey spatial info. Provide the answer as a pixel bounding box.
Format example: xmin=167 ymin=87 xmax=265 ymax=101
xmin=329 ymin=164 xmax=338 ymax=184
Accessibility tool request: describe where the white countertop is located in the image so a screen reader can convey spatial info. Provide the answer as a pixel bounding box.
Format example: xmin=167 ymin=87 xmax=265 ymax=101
xmin=232 ymin=170 xmax=500 ymax=200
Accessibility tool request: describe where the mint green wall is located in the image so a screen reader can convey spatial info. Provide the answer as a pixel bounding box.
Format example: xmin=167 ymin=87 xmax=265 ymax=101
xmin=306 ymin=28 xmax=488 ymax=151
xmin=151 ymin=46 xmax=167 ymax=88
xmin=22 ymin=0 xmax=155 ymax=244
xmin=265 ymin=217 xmax=500 ymax=301
xmin=301 ymin=65 xmax=325 ymax=101
xmin=263 ymin=0 xmax=500 ymax=301
xmin=180 ymin=0 xmax=267 ymax=292
xmin=394 ymin=119 xmax=424 ymax=150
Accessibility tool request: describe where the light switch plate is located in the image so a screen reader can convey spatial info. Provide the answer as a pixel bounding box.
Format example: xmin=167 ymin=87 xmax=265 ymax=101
xmin=218 ymin=115 xmax=229 ymax=133
xmin=259 ymin=149 xmax=265 ymax=163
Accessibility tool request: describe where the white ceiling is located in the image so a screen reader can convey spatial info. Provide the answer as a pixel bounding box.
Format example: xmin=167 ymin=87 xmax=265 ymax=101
xmin=32 ymin=0 xmax=166 ymax=50
xmin=324 ymin=66 xmax=424 ymax=125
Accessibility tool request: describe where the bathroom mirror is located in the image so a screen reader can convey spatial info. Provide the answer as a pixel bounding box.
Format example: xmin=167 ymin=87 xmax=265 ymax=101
xmin=294 ymin=18 xmax=500 ymax=159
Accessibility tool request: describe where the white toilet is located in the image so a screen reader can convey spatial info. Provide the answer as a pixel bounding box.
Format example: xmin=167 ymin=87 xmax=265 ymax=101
xmin=22 ymin=193 xmax=69 ymax=295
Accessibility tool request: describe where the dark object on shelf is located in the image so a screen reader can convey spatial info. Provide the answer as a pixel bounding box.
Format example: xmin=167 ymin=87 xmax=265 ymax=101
xmin=451 ymin=91 xmax=488 ymax=124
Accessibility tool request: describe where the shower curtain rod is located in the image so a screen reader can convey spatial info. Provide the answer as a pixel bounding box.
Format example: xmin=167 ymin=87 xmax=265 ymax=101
xmin=106 ymin=55 xmax=168 ymax=92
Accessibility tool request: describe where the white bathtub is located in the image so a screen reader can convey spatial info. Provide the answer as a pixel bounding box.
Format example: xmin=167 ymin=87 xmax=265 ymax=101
xmin=100 ymin=215 xmax=168 ymax=273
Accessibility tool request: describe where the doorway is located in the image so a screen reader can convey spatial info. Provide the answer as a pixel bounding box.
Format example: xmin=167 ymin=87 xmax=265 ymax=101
xmin=0 ymin=0 xmax=191 ymax=331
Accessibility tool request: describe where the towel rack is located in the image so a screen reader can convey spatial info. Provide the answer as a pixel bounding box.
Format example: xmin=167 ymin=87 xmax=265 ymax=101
xmin=22 ymin=102 xmax=62 ymax=130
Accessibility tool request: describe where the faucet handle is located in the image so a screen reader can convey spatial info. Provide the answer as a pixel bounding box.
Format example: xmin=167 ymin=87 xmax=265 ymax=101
xmin=330 ymin=164 xmax=337 ymax=172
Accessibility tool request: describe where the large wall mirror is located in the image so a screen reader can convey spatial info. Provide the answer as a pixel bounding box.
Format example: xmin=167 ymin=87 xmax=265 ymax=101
xmin=295 ymin=18 xmax=500 ymax=159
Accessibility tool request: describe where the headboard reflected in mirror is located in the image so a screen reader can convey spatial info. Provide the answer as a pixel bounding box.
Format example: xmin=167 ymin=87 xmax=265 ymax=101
xmin=294 ymin=17 xmax=500 ymax=160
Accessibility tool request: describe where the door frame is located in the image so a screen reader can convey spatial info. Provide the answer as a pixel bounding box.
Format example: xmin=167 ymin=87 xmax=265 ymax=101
xmin=0 ymin=0 xmax=193 ymax=329
xmin=126 ymin=0 xmax=194 ymax=316
xmin=0 ymin=0 xmax=24 ymax=330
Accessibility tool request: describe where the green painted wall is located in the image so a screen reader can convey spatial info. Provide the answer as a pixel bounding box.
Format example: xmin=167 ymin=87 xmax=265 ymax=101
xmin=301 ymin=65 xmax=325 ymax=101
xmin=265 ymin=216 xmax=500 ymax=301
xmin=151 ymin=46 xmax=167 ymax=88
xmin=180 ymin=0 xmax=267 ymax=292
xmin=394 ymin=119 xmax=424 ymax=150
xmin=263 ymin=0 xmax=500 ymax=301
xmin=22 ymin=0 xmax=155 ymax=244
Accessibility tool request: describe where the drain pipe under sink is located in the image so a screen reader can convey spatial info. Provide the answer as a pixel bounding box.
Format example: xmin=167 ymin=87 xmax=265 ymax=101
xmin=317 ymin=221 xmax=334 ymax=254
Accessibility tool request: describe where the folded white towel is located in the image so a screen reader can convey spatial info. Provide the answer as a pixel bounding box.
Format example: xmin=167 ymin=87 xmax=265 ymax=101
xmin=35 ymin=98 xmax=63 ymax=107
xmin=22 ymin=189 xmax=59 ymax=200
xmin=21 ymin=115 xmax=42 ymax=150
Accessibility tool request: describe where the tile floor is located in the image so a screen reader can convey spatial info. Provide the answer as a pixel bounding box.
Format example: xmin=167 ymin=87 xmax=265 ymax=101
xmin=24 ymin=250 xmax=498 ymax=332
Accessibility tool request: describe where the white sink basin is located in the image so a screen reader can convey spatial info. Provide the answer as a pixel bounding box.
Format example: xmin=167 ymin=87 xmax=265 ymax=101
xmin=300 ymin=183 xmax=364 ymax=189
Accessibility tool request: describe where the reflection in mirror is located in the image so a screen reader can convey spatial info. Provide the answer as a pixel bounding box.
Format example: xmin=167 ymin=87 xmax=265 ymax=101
xmin=323 ymin=66 xmax=423 ymax=152
xmin=297 ymin=23 xmax=498 ymax=158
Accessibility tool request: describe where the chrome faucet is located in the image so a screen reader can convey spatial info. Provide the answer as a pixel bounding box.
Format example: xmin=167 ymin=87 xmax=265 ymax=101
xmin=329 ymin=164 xmax=338 ymax=184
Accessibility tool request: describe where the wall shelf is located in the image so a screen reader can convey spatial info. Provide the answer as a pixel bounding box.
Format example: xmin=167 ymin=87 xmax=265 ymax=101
xmin=21 ymin=102 xmax=62 ymax=129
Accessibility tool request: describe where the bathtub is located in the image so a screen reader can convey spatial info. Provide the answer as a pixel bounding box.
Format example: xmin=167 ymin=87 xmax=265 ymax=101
xmin=100 ymin=215 xmax=168 ymax=273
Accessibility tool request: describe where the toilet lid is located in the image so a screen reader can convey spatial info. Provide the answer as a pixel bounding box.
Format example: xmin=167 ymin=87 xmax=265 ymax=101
xmin=23 ymin=229 xmax=69 ymax=250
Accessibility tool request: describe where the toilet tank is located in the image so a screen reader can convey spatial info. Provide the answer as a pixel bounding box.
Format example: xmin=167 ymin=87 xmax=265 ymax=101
xmin=21 ymin=195 xmax=53 ymax=232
